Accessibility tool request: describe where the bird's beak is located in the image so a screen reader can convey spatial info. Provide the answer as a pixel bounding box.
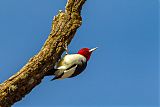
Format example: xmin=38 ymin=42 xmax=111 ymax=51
xmin=89 ymin=47 xmax=98 ymax=52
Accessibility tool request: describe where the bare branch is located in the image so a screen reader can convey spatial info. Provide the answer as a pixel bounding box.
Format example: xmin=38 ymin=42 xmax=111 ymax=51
xmin=0 ymin=0 xmax=86 ymax=106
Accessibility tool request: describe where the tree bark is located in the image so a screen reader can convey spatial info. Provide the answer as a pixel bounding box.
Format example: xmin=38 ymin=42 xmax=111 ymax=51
xmin=0 ymin=0 xmax=86 ymax=106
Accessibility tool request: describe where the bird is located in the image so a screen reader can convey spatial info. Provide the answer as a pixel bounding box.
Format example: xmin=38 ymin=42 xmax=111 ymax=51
xmin=45 ymin=46 xmax=97 ymax=81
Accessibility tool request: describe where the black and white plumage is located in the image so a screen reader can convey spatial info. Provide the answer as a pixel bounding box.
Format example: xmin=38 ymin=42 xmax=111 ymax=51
xmin=46 ymin=47 xmax=97 ymax=80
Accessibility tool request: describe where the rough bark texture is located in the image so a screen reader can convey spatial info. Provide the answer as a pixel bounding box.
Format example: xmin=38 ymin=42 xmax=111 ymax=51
xmin=0 ymin=0 xmax=86 ymax=106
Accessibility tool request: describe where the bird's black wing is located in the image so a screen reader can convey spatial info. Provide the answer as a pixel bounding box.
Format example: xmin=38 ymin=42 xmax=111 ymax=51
xmin=51 ymin=65 xmax=78 ymax=80
xmin=69 ymin=61 xmax=87 ymax=78
xmin=50 ymin=58 xmax=87 ymax=80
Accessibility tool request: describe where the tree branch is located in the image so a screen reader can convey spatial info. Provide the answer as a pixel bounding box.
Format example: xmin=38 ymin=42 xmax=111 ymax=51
xmin=0 ymin=0 xmax=86 ymax=106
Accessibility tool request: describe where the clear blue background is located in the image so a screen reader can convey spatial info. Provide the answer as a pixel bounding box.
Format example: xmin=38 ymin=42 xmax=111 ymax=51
xmin=0 ymin=0 xmax=158 ymax=107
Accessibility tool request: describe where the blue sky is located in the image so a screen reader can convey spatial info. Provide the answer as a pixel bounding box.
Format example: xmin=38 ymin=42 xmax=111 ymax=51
xmin=0 ymin=0 xmax=158 ymax=107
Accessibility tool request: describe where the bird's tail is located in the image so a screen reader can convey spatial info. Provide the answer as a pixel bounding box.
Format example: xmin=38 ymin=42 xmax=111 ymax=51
xmin=50 ymin=76 xmax=58 ymax=81
xmin=45 ymin=68 xmax=56 ymax=76
xmin=50 ymin=71 xmax=64 ymax=81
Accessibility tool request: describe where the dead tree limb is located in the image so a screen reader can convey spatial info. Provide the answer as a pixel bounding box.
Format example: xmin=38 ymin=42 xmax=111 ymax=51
xmin=0 ymin=0 xmax=86 ymax=106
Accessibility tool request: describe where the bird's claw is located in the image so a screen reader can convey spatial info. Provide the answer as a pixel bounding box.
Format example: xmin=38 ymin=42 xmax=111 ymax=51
xmin=63 ymin=43 xmax=69 ymax=55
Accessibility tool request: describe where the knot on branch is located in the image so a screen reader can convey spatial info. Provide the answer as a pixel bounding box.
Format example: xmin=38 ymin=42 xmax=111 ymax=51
xmin=65 ymin=0 xmax=86 ymax=14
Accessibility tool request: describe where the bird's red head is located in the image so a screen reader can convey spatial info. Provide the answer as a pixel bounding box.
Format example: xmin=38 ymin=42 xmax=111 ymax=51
xmin=77 ymin=47 xmax=97 ymax=61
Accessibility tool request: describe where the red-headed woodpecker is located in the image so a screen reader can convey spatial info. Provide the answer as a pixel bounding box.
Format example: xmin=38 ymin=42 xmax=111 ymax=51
xmin=46 ymin=47 xmax=97 ymax=80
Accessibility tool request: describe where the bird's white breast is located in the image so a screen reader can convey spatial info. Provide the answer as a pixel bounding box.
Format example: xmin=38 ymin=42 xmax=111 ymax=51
xmin=57 ymin=54 xmax=86 ymax=69
xmin=56 ymin=54 xmax=86 ymax=79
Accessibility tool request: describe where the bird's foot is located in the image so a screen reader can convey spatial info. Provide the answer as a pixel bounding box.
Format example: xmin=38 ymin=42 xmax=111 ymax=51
xmin=63 ymin=42 xmax=69 ymax=55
